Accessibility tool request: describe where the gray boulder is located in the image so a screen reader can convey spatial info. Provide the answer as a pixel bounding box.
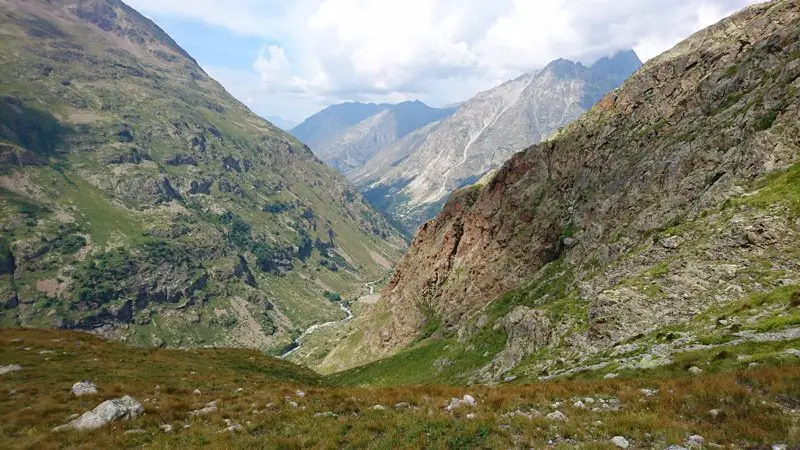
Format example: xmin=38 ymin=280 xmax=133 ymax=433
xmin=71 ymin=381 xmax=98 ymax=396
xmin=53 ymin=395 xmax=143 ymax=431
xmin=0 ymin=364 xmax=22 ymax=375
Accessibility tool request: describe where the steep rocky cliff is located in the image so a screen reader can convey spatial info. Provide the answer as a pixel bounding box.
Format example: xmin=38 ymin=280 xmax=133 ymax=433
xmin=324 ymin=0 xmax=800 ymax=376
xmin=353 ymin=51 xmax=641 ymax=233
xmin=0 ymin=0 xmax=405 ymax=351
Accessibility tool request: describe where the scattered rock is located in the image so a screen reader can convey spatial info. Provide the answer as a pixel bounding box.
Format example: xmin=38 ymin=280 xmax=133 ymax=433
xmin=636 ymin=355 xmax=672 ymax=369
xmin=546 ymin=411 xmax=568 ymax=421
xmin=222 ymin=418 xmax=242 ymax=432
xmin=573 ymin=400 xmax=586 ymax=409
xmin=666 ymin=446 xmax=689 ymax=450
xmin=612 ymin=436 xmax=630 ymax=448
xmin=0 ymin=365 xmax=22 ymax=375
xmin=53 ymin=396 xmax=143 ymax=431
xmin=71 ymin=381 xmax=98 ymax=396
xmin=192 ymin=389 xmax=201 ymax=395
xmin=662 ymin=236 xmax=681 ymax=249
xmin=159 ymin=424 xmax=173 ymax=433
xmin=640 ymin=388 xmax=659 ymax=397
xmin=189 ymin=401 xmax=218 ymax=417
xmin=394 ymin=402 xmax=410 ymax=409
xmin=772 ymin=444 xmax=788 ymax=450
xmin=686 ymin=435 xmax=705 ymax=448
xmin=604 ymin=373 xmax=619 ymax=379
xmin=295 ymin=390 xmax=306 ymax=398
xmin=370 ymin=405 xmax=385 ymax=411
xmin=313 ymin=411 xmax=337 ymax=418
xmin=465 ymin=413 xmax=477 ymax=419
xmin=235 ymin=388 xmax=244 ymax=393
xmin=688 ymin=366 xmax=703 ymax=375
xmin=709 ymin=409 xmax=721 ymax=418
xmin=124 ymin=429 xmax=146 ymax=434
xmin=784 ymin=348 xmax=800 ymax=357
xmin=462 ymin=394 xmax=476 ymax=406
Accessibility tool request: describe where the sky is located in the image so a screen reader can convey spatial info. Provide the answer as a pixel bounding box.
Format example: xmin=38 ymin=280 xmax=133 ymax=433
xmin=127 ymin=0 xmax=760 ymax=125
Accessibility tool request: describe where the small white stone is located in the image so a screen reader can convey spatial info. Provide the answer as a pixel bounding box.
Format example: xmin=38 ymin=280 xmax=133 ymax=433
xmin=462 ymin=394 xmax=476 ymax=406
xmin=611 ymin=436 xmax=629 ymax=448
xmin=192 ymin=389 xmax=201 ymax=395
xmin=688 ymin=366 xmax=703 ymax=375
xmin=772 ymin=444 xmax=788 ymax=450
xmin=465 ymin=413 xmax=477 ymax=419
xmin=72 ymin=381 xmax=98 ymax=396
xmin=686 ymin=434 xmax=705 ymax=448
xmin=573 ymin=400 xmax=585 ymax=409
xmin=0 ymin=365 xmax=22 ymax=375
xmin=370 ymin=405 xmax=385 ymax=411
xmin=546 ymin=411 xmax=568 ymax=421
xmin=159 ymin=424 xmax=173 ymax=433
xmin=604 ymin=373 xmax=618 ymax=379
xmin=295 ymin=390 xmax=305 ymax=398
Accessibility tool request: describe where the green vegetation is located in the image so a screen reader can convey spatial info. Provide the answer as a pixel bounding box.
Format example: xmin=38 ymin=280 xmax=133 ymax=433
xmin=322 ymin=291 xmax=341 ymax=302
xmin=725 ymin=162 xmax=800 ymax=216
xmin=755 ymin=108 xmax=779 ymax=131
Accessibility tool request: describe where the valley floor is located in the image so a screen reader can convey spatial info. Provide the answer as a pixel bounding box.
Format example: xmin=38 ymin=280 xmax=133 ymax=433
xmin=0 ymin=328 xmax=798 ymax=449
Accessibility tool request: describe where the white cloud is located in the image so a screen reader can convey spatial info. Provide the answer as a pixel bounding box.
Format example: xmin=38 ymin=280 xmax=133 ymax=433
xmin=129 ymin=0 xmax=760 ymax=119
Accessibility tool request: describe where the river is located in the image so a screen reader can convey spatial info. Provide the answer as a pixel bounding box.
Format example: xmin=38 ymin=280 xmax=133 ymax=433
xmin=280 ymin=281 xmax=377 ymax=358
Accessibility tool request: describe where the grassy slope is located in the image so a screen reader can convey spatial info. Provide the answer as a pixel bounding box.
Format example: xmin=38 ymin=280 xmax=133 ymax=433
xmin=0 ymin=328 xmax=798 ymax=449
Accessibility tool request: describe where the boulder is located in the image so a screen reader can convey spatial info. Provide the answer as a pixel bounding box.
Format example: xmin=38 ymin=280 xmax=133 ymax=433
xmin=612 ymin=436 xmax=630 ymax=448
xmin=71 ymin=381 xmax=98 ymax=396
xmin=53 ymin=395 xmax=143 ymax=431
xmin=0 ymin=364 xmax=22 ymax=375
xmin=546 ymin=411 xmax=568 ymax=421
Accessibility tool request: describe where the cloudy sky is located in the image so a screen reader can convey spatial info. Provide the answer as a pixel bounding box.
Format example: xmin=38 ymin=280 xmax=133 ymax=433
xmin=127 ymin=0 xmax=759 ymax=125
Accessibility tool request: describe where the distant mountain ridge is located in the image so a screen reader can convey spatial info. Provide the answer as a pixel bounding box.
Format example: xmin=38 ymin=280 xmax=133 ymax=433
xmin=291 ymin=102 xmax=394 ymax=150
xmin=265 ymin=115 xmax=297 ymax=131
xmin=352 ymin=50 xmax=642 ymax=233
xmin=292 ymin=101 xmax=456 ymax=175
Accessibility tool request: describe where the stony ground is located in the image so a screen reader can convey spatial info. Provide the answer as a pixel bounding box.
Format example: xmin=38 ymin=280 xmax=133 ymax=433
xmin=1 ymin=328 xmax=798 ymax=449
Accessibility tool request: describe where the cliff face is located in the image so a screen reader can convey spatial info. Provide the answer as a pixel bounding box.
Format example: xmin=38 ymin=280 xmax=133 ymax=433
xmin=370 ymin=0 xmax=800 ymax=357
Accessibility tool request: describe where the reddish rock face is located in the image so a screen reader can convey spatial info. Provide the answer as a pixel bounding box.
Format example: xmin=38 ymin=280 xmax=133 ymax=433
xmin=369 ymin=0 xmax=800 ymax=356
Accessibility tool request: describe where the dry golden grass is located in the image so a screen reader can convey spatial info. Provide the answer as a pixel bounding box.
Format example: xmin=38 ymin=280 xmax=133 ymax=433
xmin=0 ymin=328 xmax=798 ymax=449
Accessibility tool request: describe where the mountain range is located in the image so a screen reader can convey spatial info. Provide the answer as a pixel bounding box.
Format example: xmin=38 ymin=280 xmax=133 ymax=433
xmin=296 ymin=51 xmax=642 ymax=234
xmin=294 ymin=101 xmax=456 ymax=175
xmin=1 ymin=0 xmax=800 ymax=447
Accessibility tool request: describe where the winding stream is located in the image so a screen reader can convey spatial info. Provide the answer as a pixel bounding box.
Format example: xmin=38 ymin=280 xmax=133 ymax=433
xmin=280 ymin=281 xmax=380 ymax=358
xmin=280 ymin=302 xmax=352 ymax=358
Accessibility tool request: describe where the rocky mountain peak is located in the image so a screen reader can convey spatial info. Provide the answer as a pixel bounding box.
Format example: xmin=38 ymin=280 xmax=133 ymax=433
xmin=590 ymin=49 xmax=642 ymax=84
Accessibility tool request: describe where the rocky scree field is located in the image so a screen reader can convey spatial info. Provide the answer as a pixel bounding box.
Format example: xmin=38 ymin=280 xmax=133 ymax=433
xmin=0 ymin=0 xmax=405 ymax=354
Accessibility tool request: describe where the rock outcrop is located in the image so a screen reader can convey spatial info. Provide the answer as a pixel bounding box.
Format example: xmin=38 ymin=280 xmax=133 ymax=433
xmin=53 ymin=395 xmax=143 ymax=431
